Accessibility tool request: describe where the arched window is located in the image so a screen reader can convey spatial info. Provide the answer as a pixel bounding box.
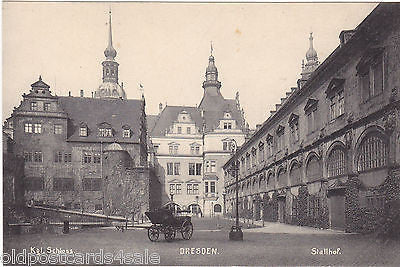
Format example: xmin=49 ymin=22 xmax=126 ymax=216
xmin=306 ymin=155 xmax=322 ymax=182
xmin=327 ymin=146 xmax=346 ymax=177
xmin=267 ymin=172 xmax=274 ymax=190
xmin=214 ymin=204 xmax=222 ymax=213
xmin=290 ymin=162 xmax=301 ymax=185
xmin=277 ymin=168 xmax=286 ymax=188
xmin=357 ymin=132 xmax=388 ymax=172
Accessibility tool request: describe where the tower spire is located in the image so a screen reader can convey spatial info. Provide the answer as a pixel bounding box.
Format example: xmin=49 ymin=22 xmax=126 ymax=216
xmin=210 ymin=41 xmax=213 ymax=56
xmin=301 ymin=32 xmax=319 ymax=80
xmin=104 ymin=9 xmax=117 ymax=60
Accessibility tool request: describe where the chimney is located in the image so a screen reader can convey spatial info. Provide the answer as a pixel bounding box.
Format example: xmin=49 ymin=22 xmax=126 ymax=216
xmin=158 ymin=103 xmax=163 ymax=114
xmin=256 ymin=124 xmax=262 ymax=131
xmin=80 ymin=90 xmax=84 ymax=97
xmin=91 ymin=92 xmax=94 ymax=98
xmin=68 ymin=91 xmax=71 ymax=97
xmin=339 ymin=30 xmax=355 ymax=47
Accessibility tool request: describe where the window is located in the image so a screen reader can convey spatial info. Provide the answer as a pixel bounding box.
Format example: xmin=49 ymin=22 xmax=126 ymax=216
xmin=30 ymin=102 xmax=38 ymax=111
xmin=53 ymin=178 xmax=74 ymax=191
xmin=195 ymin=146 xmax=200 ymax=154
xmin=79 ymin=126 xmax=88 ymax=137
xmin=33 ymin=151 xmax=42 ymax=162
xmin=327 ymin=147 xmax=346 ymax=177
xmin=64 ymin=152 xmax=72 ymax=163
xmin=169 ymin=184 xmax=175 ymax=194
xmin=306 ymin=111 xmax=317 ymax=134
xmin=24 ymin=152 xmax=33 ymax=162
xmin=223 ymin=122 xmax=232 ymax=129
xmin=99 ymin=128 xmax=112 ymax=137
xmin=205 ymin=182 xmax=209 ymax=193
xmin=44 ymin=103 xmax=51 ymax=111
xmin=223 ymin=141 xmax=232 ymax=151
xmin=175 ymin=184 xmax=181 ymax=195
xmin=177 ymin=127 xmax=182 ymax=134
xmin=195 ymin=163 xmax=202 ymax=175
xmin=82 ymin=178 xmax=102 ymax=191
xmin=83 ymin=152 xmax=92 ymax=164
xmin=329 ymin=90 xmax=345 ymax=120
xmin=187 ymin=184 xmax=193 ymax=195
xmin=210 ymin=181 xmax=216 ymax=193
xmin=25 ymin=177 xmax=44 ymax=191
xmin=306 ymin=156 xmax=322 ymax=182
xmin=153 ymin=144 xmax=159 ymax=154
xmin=358 ymin=51 xmax=384 ymax=100
xmin=193 ymin=184 xmax=199 ymax=195
xmin=167 ymin=163 xmax=174 ymax=175
xmin=187 ymin=127 xmax=191 ymax=134
xmin=93 ymin=153 xmax=101 ymax=164
xmin=357 ymin=133 xmax=388 ymax=172
xmin=246 ymin=154 xmax=250 ymax=170
xmin=205 ymin=160 xmax=216 ymax=173
xmin=277 ymin=131 xmax=285 ymax=151
xmin=258 ymin=143 xmax=264 ymax=162
xmin=123 ymin=129 xmax=131 ymax=138
xmin=266 ymin=135 xmax=273 ymax=158
xmin=191 ymin=145 xmax=200 ymax=155
xmin=33 ymin=123 xmax=42 ymax=134
xmin=189 ymin=163 xmax=195 ymax=175
xmin=54 ymin=124 xmax=62 ymax=134
xmin=290 ymin=163 xmax=301 ymax=185
xmin=54 ymin=151 xmax=63 ymax=163
xmin=169 ymin=145 xmax=178 ymax=155
xmin=174 ymin=163 xmax=180 ymax=175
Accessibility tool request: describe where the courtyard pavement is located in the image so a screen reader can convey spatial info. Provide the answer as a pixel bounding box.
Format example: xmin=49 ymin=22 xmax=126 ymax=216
xmin=3 ymin=217 xmax=400 ymax=266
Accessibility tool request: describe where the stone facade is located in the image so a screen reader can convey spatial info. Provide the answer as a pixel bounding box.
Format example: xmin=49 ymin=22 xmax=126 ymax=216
xmin=224 ymin=3 xmax=400 ymax=233
xmin=5 ymin=12 xmax=161 ymax=218
xmin=149 ymin=51 xmax=248 ymax=217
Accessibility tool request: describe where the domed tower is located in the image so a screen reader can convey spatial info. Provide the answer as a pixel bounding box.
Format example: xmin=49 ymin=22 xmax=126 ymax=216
xmin=202 ymin=43 xmax=222 ymax=96
xmin=94 ymin=11 xmax=127 ymax=100
xmin=301 ymin=33 xmax=320 ymax=80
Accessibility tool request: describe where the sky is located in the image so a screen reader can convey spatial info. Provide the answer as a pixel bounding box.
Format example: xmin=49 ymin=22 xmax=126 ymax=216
xmin=2 ymin=2 xmax=378 ymax=128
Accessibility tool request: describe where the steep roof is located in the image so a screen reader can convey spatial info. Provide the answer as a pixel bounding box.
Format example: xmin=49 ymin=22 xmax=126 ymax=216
xmin=150 ymin=106 xmax=202 ymax=137
xmin=58 ymin=97 xmax=143 ymax=143
xmin=147 ymin=115 xmax=159 ymax=134
xmin=202 ymin=98 xmax=244 ymax=132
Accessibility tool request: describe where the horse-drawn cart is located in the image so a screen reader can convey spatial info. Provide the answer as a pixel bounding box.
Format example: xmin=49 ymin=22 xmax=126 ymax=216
xmin=145 ymin=208 xmax=193 ymax=242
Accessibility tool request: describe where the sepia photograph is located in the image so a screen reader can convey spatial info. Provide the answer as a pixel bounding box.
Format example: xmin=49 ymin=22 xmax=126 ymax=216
xmin=2 ymin=1 xmax=400 ymax=266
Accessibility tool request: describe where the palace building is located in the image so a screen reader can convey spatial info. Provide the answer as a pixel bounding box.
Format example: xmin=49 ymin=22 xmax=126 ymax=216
xmin=148 ymin=49 xmax=249 ymax=217
xmin=6 ymin=12 xmax=161 ymax=219
xmin=223 ymin=3 xmax=400 ymax=232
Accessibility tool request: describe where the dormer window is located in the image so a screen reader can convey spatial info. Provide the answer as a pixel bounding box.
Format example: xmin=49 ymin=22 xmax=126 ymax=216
xmin=122 ymin=125 xmax=131 ymax=138
xmin=356 ymin=48 xmax=384 ymax=100
xmin=31 ymin=102 xmax=39 ymax=111
xmin=79 ymin=124 xmax=88 ymax=137
xmin=99 ymin=128 xmax=113 ymax=137
xmin=123 ymin=129 xmax=131 ymax=138
xmin=223 ymin=122 xmax=232 ymax=129
xmin=326 ymin=78 xmax=345 ymax=120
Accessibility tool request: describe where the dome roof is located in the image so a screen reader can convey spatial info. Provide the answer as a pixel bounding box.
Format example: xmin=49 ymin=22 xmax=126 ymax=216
xmin=104 ymin=44 xmax=117 ymax=60
xmin=306 ymin=33 xmax=318 ymax=61
xmin=95 ymin=81 xmax=126 ymax=99
xmin=206 ymin=55 xmax=217 ymax=73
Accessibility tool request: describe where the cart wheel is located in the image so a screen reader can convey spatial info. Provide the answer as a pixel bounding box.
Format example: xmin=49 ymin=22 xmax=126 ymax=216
xmin=164 ymin=226 xmax=176 ymax=242
xmin=181 ymin=221 xmax=193 ymax=240
xmin=147 ymin=225 xmax=159 ymax=242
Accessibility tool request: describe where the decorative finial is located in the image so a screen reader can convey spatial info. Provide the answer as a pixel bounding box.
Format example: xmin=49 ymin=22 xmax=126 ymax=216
xmin=104 ymin=8 xmax=117 ymax=60
xmin=39 ymin=75 xmax=42 ymax=81
xmin=210 ymin=41 xmax=213 ymax=56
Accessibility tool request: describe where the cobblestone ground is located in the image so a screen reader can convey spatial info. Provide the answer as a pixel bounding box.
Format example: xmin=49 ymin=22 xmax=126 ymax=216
xmin=3 ymin=217 xmax=400 ymax=266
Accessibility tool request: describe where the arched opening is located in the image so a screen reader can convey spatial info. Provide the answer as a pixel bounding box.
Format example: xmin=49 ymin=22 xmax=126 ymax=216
xmin=290 ymin=162 xmax=301 ymax=185
xmin=327 ymin=145 xmax=346 ymax=177
xmin=214 ymin=204 xmax=222 ymax=213
xmin=306 ymin=155 xmax=322 ymax=182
